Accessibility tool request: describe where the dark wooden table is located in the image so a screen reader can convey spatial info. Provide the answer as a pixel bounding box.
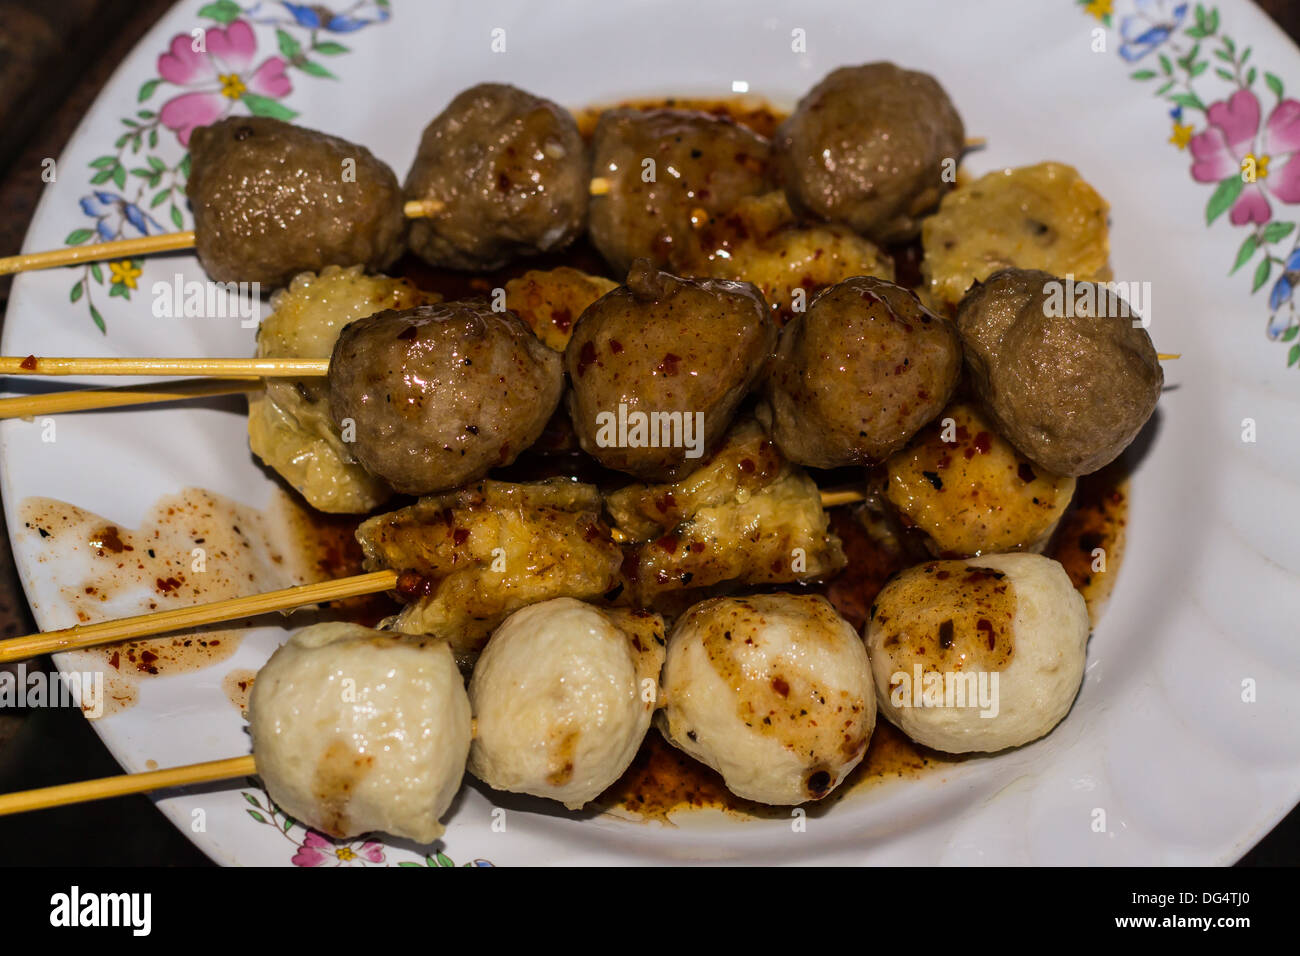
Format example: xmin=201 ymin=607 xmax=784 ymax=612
xmin=0 ymin=0 xmax=1295 ymax=866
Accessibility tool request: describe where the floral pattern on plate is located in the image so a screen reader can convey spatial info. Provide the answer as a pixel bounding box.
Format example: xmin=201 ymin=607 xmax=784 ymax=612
xmin=63 ymin=0 xmax=391 ymax=332
xmin=1083 ymin=0 xmax=1300 ymax=366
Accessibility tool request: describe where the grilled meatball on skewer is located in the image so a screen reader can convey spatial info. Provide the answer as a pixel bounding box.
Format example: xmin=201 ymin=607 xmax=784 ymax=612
xmin=774 ymin=62 xmax=965 ymax=244
xmin=565 ymin=260 xmax=776 ymax=481
xmin=761 ymin=275 xmax=962 ymax=469
xmin=588 ymin=108 xmax=773 ymax=273
xmin=249 ymin=266 xmax=441 ymax=513
xmin=405 ymin=83 xmax=590 ymax=271
xmin=186 ymin=117 xmax=406 ymax=287
xmin=955 ymin=268 xmax=1162 ymax=476
xmin=327 ymin=302 xmax=563 ymax=495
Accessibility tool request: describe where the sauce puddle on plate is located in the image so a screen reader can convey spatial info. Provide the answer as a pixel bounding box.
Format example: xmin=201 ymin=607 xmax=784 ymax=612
xmin=17 ymin=487 xmax=390 ymax=718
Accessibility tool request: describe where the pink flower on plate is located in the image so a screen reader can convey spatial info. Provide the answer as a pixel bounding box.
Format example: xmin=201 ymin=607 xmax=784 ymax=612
xmin=1190 ymin=88 xmax=1300 ymax=225
xmin=156 ymin=20 xmax=292 ymax=145
xmin=290 ymin=830 xmax=333 ymax=867
xmin=291 ymin=830 xmax=387 ymax=867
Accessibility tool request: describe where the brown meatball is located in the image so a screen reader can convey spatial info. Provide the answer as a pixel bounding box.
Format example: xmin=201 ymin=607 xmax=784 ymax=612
xmin=955 ymin=268 xmax=1162 ymax=476
xmin=186 ymin=117 xmax=404 ymax=287
xmin=773 ymin=62 xmax=964 ymax=244
xmin=762 ymin=276 xmax=962 ymax=468
xmin=565 ymin=261 xmax=776 ymax=480
xmin=328 ymin=303 xmax=563 ymax=495
xmin=404 ymin=83 xmax=588 ymax=271
xmin=588 ymin=108 xmax=772 ymax=273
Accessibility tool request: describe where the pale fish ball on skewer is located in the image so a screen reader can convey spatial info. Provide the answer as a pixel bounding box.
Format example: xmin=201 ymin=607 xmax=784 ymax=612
xmin=468 ymin=599 xmax=665 ymax=809
xmin=658 ymin=593 xmax=875 ymax=805
xmin=248 ymin=622 xmax=471 ymax=843
xmin=864 ymin=553 xmax=1089 ymax=753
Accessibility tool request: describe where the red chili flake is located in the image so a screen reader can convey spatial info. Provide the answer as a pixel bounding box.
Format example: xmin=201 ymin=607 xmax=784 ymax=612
xmin=656 ymin=353 xmax=681 ymax=375
xmin=738 ymin=458 xmax=755 ymax=474
xmin=609 ymin=339 xmax=624 ymax=354
xmin=654 ymin=492 xmax=676 ymax=514
xmin=19 ymin=355 xmax=37 ymax=371
xmin=155 ymin=576 xmax=181 ymax=593
xmin=576 ymin=341 xmax=597 ymax=375
xmin=552 ymin=308 xmax=573 ymax=333
xmin=771 ymin=676 xmax=790 ymax=697
xmin=1018 ymin=462 xmax=1037 ymax=483
xmin=655 ymin=533 xmax=678 ymax=554
xmin=973 ymin=432 xmax=992 ymax=454
xmin=452 ymin=528 xmax=470 ymax=546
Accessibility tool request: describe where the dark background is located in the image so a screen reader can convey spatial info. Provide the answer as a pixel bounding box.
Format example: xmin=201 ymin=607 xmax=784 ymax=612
xmin=0 ymin=0 xmax=1295 ymax=866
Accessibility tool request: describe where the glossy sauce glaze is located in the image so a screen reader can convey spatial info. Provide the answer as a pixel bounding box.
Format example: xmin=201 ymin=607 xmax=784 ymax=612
xmin=23 ymin=98 xmax=1129 ymax=820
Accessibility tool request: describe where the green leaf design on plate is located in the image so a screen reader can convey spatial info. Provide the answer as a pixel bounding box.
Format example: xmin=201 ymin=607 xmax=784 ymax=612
xmin=243 ymin=94 xmax=298 ymax=122
xmin=1206 ymin=175 xmax=1243 ymax=224
xmin=1281 ymin=325 xmax=1299 ymax=343
xmin=70 ymin=280 xmax=83 ymax=303
xmin=436 ymin=852 xmax=455 ymax=867
xmin=242 ymin=792 xmax=262 ymax=808
xmin=65 ymin=228 xmax=94 ymax=245
xmin=1260 ymin=221 xmax=1295 ymax=244
xmin=398 ymin=861 xmax=423 ymax=867
xmin=138 ymin=78 xmax=161 ymax=102
xmin=1230 ymin=234 xmax=1258 ymax=273
xmin=315 ymin=41 xmax=349 ymax=55
xmin=298 ymin=60 xmax=336 ymax=79
xmin=1289 ymin=343 xmax=1300 ymax=367
xmin=1266 ymin=72 xmax=1284 ymax=98
xmin=1131 ymin=70 xmax=1157 ymax=80
xmin=90 ymin=262 xmax=103 ymax=284
xmin=198 ymin=0 xmax=241 ymax=25
xmin=111 ymin=165 xmax=126 ymax=190
xmin=276 ymin=29 xmax=303 ymax=59
xmin=246 ymin=809 xmax=266 ymax=823
xmin=170 ymin=205 xmax=184 ymax=229
xmin=1251 ymin=256 xmax=1271 ymax=293
xmin=1170 ymin=92 xmax=1207 ymax=111
xmin=89 ymin=304 xmax=105 ymax=334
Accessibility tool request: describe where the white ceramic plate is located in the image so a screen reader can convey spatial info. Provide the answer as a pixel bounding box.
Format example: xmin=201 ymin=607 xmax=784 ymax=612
xmin=4 ymin=0 xmax=1300 ymax=865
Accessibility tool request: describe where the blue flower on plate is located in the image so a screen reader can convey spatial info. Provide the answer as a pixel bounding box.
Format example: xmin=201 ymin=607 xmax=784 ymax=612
xmin=246 ymin=1 xmax=391 ymax=33
xmin=1119 ymin=0 xmax=1189 ymax=62
xmin=1266 ymin=247 xmax=1300 ymax=338
xmin=78 ymin=192 xmax=163 ymax=241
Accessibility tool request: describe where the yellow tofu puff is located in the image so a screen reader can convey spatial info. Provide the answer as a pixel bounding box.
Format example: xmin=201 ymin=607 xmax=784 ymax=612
xmin=864 ymin=554 xmax=1089 ymax=754
xmin=657 ymin=593 xmax=875 ymax=805
xmin=468 ymin=599 xmax=665 ymax=809
xmin=920 ymin=162 xmax=1111 ymax=311
xmin=883 ymin=402 xmax=1076 ymax=557
xmin=247 ymin=622 xmax=472 ymax=844
xmin=503 ymin=266 xmax=619 ymax=352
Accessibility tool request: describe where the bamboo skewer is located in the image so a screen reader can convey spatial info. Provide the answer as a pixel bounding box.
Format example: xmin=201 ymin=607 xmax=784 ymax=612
xmin=0 ymin=570 xmax=399 ymax=664
xmin=0 ymin=231 xmax=198 ymax=276
xmin=0 ymin=356 xmax=329 ymax=378
xmin=0 ymin=484 xmax=873 ymax=663
xmin=0 ymin=754 xmax=256 ymax=817
xmin=0 ymin=201 xmax=446 ymax=277
xmin=0 ymin=377 xmax=261 ymax=419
